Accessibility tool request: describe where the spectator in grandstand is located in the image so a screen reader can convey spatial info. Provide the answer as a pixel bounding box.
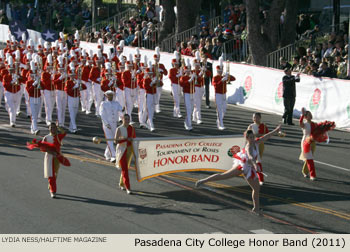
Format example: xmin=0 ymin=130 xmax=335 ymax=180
xmin=279 ymin=57 xmax=292 ymax=70
xmin=291 ymin=56 xmax=300 ymax=72
xmin=0 ymin=9 xmax=9 ymax=25
xmin=211 ymin=38 xmax=223 ymax=60
xmin=313 ymin=62 xmax=332 ymax=78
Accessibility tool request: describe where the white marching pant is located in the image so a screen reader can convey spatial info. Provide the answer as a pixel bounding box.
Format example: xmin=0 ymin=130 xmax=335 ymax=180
xmin=24 ymin=88 xmax=31 ymax=116
xmin=146 ymin=93 xmax=155 ymax=130
xmin=16 ymin=85 xmax=25 ymax=113
xmin=124 ymin=87 xmax=137 ymax=121
xmin=138 ymin=89 xmax=147 ymax=125
xmin=215 ymin=93 xmax=227 ymax=128
xmin=102 ymin=123 xmax=117 ymax=160
xmin=193 ymin=86 xmax=204 ymax=122
xmin=43 ymin=90 xmax=56 ymax=124
xmin=155 ymin=86 xmax=162 ymax=112
xmin=171 ymin=84 xmax=182 ymax=117
xmin=38 ymin=90 xmax=44 ymax=120
xmin=83 ymin=81 xmax=93 ymax=112
xmin=29 ymin=97 xmax=41 ymax=133
xmin=80 ymin=89 xmax=88 ymax=111
xmin=56 ymin=90 xmax=67 ymax=127
xmin=134 ymin=86 xmax=139 ymax=108
xmin=92 ymin=83 xmax=103 ymax=115
xmin=184 ymin=93 xmax=194 ymax=130
xmin=4 ymin=91 xmax=21 ymax=125
xmin=68 ymin=96 xmax=79 ymax=131
xmin=115 ymin=88 xmax=125 ymax=121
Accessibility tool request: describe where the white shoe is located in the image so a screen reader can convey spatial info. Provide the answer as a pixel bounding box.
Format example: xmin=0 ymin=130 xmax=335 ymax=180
xmin=86 ymin=111 xmax=91 ymax=115
xmin=10 ymin=123 xmax=16 ymax=128
xmin=177 ymin=114 xmax=183 ymax=118
xmin=16 ymin=111 xmax=22 ymax=116
xmin=259 ymin=181 xmax=264 ymax=186
xmin=110 ymin=158 xmax=116 ymax=163
xmin=310 ymin=177 xmax=317 ymax=181
xmin=150 ymin=127 xmax=155 ymax=132
xmin=50 ymin=192 xmax=56 ymax=198
xmin=35 ymin=130 xmax=40 ymax=135
xmin=197 ymin=120 xmax=202 ymax=125
xmin=218 ymin=126 xmax=225 ymax=131
xmin=126 ymin=189 xmax=132 ymax=195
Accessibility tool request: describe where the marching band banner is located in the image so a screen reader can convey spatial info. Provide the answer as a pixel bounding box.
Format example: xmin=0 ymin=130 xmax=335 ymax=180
xmin=134 ymin=135 xmax=246 ymax=181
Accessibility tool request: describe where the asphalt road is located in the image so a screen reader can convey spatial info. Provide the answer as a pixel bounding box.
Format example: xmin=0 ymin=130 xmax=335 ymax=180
xmin=0 ymin=91 xmax=349 ymax=234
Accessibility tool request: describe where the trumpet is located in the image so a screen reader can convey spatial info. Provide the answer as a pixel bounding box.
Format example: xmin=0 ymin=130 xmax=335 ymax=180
xmin=225 ymin=60 xmax=231 ymax=85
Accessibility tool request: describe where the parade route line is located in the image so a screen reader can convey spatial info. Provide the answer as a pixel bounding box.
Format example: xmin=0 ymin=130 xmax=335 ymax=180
xmin=315 ymin=160 xmax=350 ymax=172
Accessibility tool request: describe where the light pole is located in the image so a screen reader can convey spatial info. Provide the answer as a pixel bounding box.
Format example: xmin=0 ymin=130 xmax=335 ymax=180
xmin=92 ymin=0 xmax=95 ymax=30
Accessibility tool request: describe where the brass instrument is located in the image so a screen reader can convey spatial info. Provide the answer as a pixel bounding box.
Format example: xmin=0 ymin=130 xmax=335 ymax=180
xmin=225 ymin=60 xmax=231 ymax=85
xmin=37 ymin=57 xmax=43 ymax=90
xmin=154 ymin=63 xmax=161 ymax=87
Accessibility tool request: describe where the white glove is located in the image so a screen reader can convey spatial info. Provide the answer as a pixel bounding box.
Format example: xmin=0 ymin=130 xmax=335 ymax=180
xmin=151 ymin=77 xmax=156 ymax=85
xmin=189 ymin=73 xmax=195 ymax=82
xmin=33 ymin=81 xmax=38 ymax=86
xmin=59 ymin=74 xmax=64 ymax=80
xmin=222 ymin=75 xmax=228 ymax=82
xmin=73 ymin=83 xmax=79 ymax=89
xmin=108 ymin=80 xmax=113 ymax=87
xmin=159 ymin=68 xmax=163 ymax=73
xmin=136 ymin=70 xmax=141 ymax=74
xmin=97 ymin=78 xmax=101 ymax=82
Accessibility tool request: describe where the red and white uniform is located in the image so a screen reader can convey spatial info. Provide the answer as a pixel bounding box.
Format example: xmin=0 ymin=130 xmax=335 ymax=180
xmin=53 ymin=72 xmax=67 ymax=127
xmin=26 ymin=75 xmax=42 ymax=133
xmin=192 ymin=69 xmax=207 ymax=124
xmin=143 ymin=76 xmax=156 ymax=131
xmin=20 ymin=67 xmax=31 ymax=116
xmin=64 ymin=77 xmax=80 ymax=132
xmin=41 ymin=71 xmax=56 ymax=125
xmin=3 ymin=72 xmax=21 ymax=126
xmin=122 ymin=69 xmax=137 ymax=121
xmin=115 ymin=70 xmax=125 ymax=120
xmin=80 ymin=65 xmax=93 ymax=114
xmin=115 ymin=124 xmax=136 ymax=190
xmin=212 ymin=74 xmax=235 ymax=129
xmin=233 ymin=145 xmax=260 ymax=180
xmin=169 ymin=66 xmax=182 ymax=118
xmin=180 ymin=74 xmax=195 ymax=130
xmin=89 ymin=65 xmax=103 ymax=116
xmin=137 ymin=71 xmax=147 ymax=126
xmin=152 ymin=64 xmax=167 ymax=113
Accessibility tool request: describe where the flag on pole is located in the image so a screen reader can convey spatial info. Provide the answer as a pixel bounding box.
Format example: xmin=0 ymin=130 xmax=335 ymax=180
xmin=9 ymin=20 xmax=29 ymax=42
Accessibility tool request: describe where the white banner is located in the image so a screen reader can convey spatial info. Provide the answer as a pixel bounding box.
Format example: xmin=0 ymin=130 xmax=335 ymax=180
xmin=134 ymin=135 xmax=246 ymax=181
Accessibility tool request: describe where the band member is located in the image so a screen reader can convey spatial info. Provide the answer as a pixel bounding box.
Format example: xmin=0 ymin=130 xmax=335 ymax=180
xmin=43 ymin=123 xmax=67 ymax=198
xmin=299 ymin=108 xmax=335 ymax=180
xmin=26 ymin=60 xmax=42 ymax=135
xmin=21 ymin=53 xmax=32 ymax=117
xmin=143 ymin=67 xmax=156 ymax=132
xmin=212 ymin=58 xmax=235 ymax=130
xmin=153 ymin=47 xmax=168 ymax=113
xmin=14 ymin=49 xmax=24 ymax=116
xmin=114 ymin=114 xmax=136 ymax=194
xmin=247 ymin=112 xmax=269 ymax=185
xmin=53 ymin=55 xmax=67 ymax=128
xmin=115 ymin=60 xmax=125 ymax=121
xmin=80 ymin=53 xmax=93 ymax=114
xmin=0 ymin=51 xmax=6 ymax=108
xmin=168 ymin=52 xmax=182 ymax=118
xmin=100 ymin=90 xmax=123 ymax=162
xmin=192 ymin=51 xmax=209 ymax=124
xmin=3 ymin=54 xmax=21 ymax=127
xmin=180 ymin=60 xmax=195 ymax=131
xmin=137 ymin=58 xmax=147 ymax=128
xmin=122 ymin=55 xmax=137 ymax=122
xmin=41 ymin=54 xmax=56 ymax=126
xmin=195 ymin=125 xmax=281 ymax=215
xmin=89 ymin=52 xmax=104 ymax=116
xmin=65 ymin=62 xmax=81 ymax=133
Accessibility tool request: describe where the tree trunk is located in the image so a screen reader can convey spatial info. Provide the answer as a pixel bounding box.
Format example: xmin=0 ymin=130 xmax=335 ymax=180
xmin=246 ymin=0 xmax=297 ymax=66
xmin=280 ymin=0 xmax=298 ymax=47
xmin=158 ymin=0 xmax=176 ymax=43
xmin=176 ymin=0 xmax=201 ymax=33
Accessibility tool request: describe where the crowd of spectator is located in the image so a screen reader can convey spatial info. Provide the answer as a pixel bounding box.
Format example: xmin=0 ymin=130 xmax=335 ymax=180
xmin=84 ymin=0 xmax=159 ymax=50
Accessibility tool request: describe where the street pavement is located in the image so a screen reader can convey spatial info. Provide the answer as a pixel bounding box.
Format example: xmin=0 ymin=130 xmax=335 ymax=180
xmin=0 ymin=91 xmax=349 ymax=234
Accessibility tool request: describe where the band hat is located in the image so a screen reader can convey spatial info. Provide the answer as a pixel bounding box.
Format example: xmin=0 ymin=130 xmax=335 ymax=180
xmin=105 ymin=90 xmax=114 ymax=96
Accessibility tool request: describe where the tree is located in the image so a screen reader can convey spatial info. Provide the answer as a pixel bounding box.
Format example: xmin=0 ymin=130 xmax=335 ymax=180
xmin=246 ymin=0 xmax=298 ymax=66
xmin=176 ymin=0 xmax=202 ymax=33
xmin=158 ymin=0 xmax=176 ymax=43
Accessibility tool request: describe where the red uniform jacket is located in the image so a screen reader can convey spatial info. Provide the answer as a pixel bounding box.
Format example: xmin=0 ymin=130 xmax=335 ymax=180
xmin=151 ymin=63 xmax=168 ymax=87
xmin=41 ymin=71 xmax=55 ymax=90
xmin=101 ymin=78 xmax=115 ymax=93
xmin=143 ymin=77 xmax=156 ymax=94
xmin=193 ymin=70 xmax=204 ymax=87
xmin=169 ymin=67 xmax=179 ymax=84
xmin=64 ymin=78 xmax=80 ymax=97
xmin=116 ymin=72 xmax=124 ymax=90
xmin=3 ymin=74 xmax=21 ymax=93
xmin=180 ymin=75 xmax=195 ymax=94
xmin=53 ymin=73 xmax=65 ymax=91
xmin=81 ymin=65 xmax=91 ymax=82
xmin=26 ymin=77 xmax=42 ymax=97
xmin=89 ymin=66 xmax=101 ymax=84
xmin=137 ymin=72 xmax=144 ymax=89
xmin=21 ymin=68 xmax=30 ymax=85
xmin=212 ymin=75 xmax=236 ymax=94
xmin=122 ymin=70 xmax=136 ymax=89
